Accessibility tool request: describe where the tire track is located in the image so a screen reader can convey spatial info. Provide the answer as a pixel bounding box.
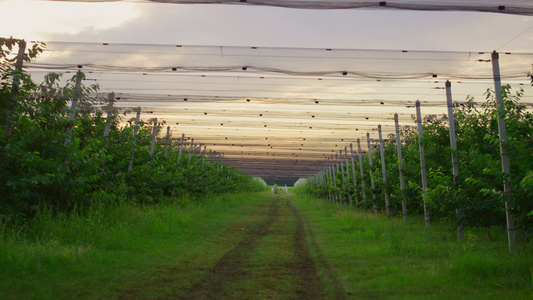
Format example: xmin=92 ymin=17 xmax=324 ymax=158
xmin=180 ymin=196 xmax=281 ymax=299
xmin=287 ymin=200 xmax=347 ymax=299
xmin=118 ymin=194 xmax=343 ymax=299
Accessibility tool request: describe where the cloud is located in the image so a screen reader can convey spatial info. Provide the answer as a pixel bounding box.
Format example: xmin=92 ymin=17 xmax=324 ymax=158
xmin=0 ymin=0 xmax=141 ymax=40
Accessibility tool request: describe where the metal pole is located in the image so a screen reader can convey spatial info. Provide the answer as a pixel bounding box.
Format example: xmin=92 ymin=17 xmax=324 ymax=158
xmin=446 ymin=81 xmax=463 ymax=240
xmin=416 ymin=100 xmax=430 ymax=228
xmin=394 ymin=113 xmax=408 ymax=223
xmin=367 ymin=133 xmax=378 ymax=216
xmin=378 ymin=125 xmax=390 ymax=216
xmin=492 ymin=51 xmax=516 ymax=254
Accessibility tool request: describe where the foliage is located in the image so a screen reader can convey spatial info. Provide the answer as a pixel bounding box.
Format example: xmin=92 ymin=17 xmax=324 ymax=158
xmin=297 ymin=85 xmax=533 ymax=242
xmin=0 ymin=39 xmax=266 ymax=222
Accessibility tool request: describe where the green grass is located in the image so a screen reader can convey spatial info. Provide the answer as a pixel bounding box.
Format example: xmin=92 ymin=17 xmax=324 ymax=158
xmin=291 ymin=193 xmax=533 ymax=299
xmin=2 ymin=192 xmax=532 ymax=299
xmin=0 ymin=192 xmax=272 ymax=300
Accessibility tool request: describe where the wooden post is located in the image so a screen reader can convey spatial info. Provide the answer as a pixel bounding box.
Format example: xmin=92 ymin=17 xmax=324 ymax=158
xmin=378 ymin=125 xmax=390 ymax=216
xmin=4 ymin=40 xmax=26 ymax=138
xmin=446 ymin=81 xmax=463 ymax=240
xmin=150 ymin=118 xmax=158 ymax=158
xmin=491 ymin=51 xmax=516 ymax=254
xmin=128 ymin=107 xmax=141 ymax=172
xmin=350 ymin=143 xmax=359 ymax=204
xmin=416 ymin=100 xmax=430 ymax=228
xmin=394 ymin=113 xmax=408 ymax=223
xmin=104 ymin=92 xmax=115 ymax=137
xmin=367 ymin=133 xmax=378 ymax=216
xmin=357 ymin=138 xmax=367 ymax=202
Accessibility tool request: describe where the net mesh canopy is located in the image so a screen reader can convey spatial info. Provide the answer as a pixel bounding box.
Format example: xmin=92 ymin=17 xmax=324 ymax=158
xmin=47 ymin=0 xmax=533 ymax=15
xmin=26 ymin=42 xmax=533 ymax=177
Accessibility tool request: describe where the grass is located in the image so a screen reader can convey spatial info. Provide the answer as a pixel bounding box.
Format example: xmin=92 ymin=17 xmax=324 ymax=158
xmin=2 ymin=191 xmax=532 ymax=299
xmin=0 ymin=192 xmax=272 ymax=300
xmin=291 ymin=193 xmax=533 ymax=299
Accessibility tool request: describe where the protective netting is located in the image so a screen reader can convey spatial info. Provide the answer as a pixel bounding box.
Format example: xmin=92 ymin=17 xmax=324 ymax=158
xmin=26 ymin=41 xmax=533 ymax=177
xmin=47 ymin=0 xmax=533 ymax=16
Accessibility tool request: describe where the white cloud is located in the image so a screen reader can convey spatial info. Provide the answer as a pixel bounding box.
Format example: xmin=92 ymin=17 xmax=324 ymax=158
xmin=0 ymin=0 xmax=141 ymax=40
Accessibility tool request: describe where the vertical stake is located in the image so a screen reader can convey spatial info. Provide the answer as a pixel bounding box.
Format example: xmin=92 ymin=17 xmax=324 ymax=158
xmin=367 ymin=133 xmax=377 ymax=216
xmin=446 ymin=81 xmax=463 ymax=240
xmin=350 ymin=143 xmax=359 ymax=204
xmin=104 ymin=92 xmax=114 ymax=137
xmin=128 ymin=107 xmax=141 ymax=172
xmin=344 ymin=147 xmax=351 ymax=206
xmin=492 ymin=51 xmax=516 ymax=254
xmin=150 ymin=118 xmax=158 ymax=158
xmin=416 ymin=100 xmax=430 ymax=228
xmin=332 ymin=158 xmax=338 ymax=203
xmin=357 ymin=138 xmax=367 ymax=202
xmin=339 ymin=151 xmax=346 ymax=204
xmin=394 ymin=113 xmax=408 ymax=223
xmin=378 ymin=125 xmax=390 ymax=216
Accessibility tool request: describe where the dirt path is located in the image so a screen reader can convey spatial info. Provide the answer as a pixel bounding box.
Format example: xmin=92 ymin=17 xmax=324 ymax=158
xmin=118 ymin=194 xmax=345 ymax=299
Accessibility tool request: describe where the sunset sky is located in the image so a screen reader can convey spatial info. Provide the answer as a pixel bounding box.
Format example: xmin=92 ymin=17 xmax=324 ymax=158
xmin=2 ymin=0 xmax=533 ymax=177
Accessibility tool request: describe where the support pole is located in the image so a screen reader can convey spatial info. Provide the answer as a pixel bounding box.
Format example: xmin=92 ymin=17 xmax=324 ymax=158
xmin=344 ymin=147 xmax=351 ymax=206
xmin=394 ymin=113 xmax=408 ymax=223
xmin=367 ymin=133 xmax=378 ymax=216
xmin=128 ymin=107 xmax=141 ymax=172
xmin=104 ymin=92 xmax=115 ymax=137
xmin=446 ymin=81 xmax=463 ymax=240
xmin=416 ymin=100 xmax=430 ymax=228
xmin=350 ymin=143 xmax=359 ymax=204
xmin=178 ymin=134 xmax=185 ymax=157
xmin=378 ymin=125 xmax=390 ymax=216
xmin=492 ymin=51 xmax=516 ymax=254
xmin=339 ymin=151 xmax=346 ymax=205
xmin=150 ymin=118 xmax=158 ymax=158
xmin=357 ymin=138 xmax=367 ymax=202
xmin=326 ymin=163 xmax=333 ymax=202
xmin=332 ymin=158 xmax=338 ymax=203
xmin=335 ymin=154 xmax=341 ymax=204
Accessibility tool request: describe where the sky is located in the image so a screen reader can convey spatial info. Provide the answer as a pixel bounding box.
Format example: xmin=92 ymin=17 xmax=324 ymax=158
xmin=1 ymin=0 xmax=533 ymax=177
xmin=1 ymin=0 xmax=533 ymax=52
